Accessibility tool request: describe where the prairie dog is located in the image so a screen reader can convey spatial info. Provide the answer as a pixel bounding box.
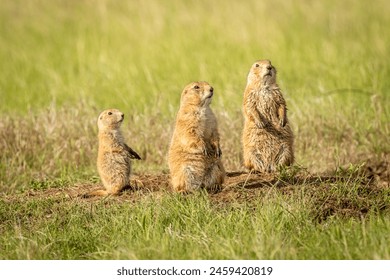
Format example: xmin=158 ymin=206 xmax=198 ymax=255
xmin=168 ymin=81 xmax=225 ymax=192
xmin=89 ymin=109 xmax=141 ymax=197
xmin=242 ymin=60 xmax=294 ymax=173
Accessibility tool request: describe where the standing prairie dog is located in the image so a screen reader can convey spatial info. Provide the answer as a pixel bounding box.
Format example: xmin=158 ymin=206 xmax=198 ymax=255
xmin=168 ymin=81 xmax=225 ymax=192
xmin=88 ymin=109 xmax=141 ymax=197
xmin=242 ymin=60 xmax=294 ymax=173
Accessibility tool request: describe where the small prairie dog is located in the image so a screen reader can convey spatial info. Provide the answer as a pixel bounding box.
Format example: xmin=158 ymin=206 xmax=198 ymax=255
xmin=242 ymin=60 xmax=294 ymax=173
xmin=89 ymin=109 xmax=141 ymax=197
xmin=168 ymin=81 xmax=225 ymax=192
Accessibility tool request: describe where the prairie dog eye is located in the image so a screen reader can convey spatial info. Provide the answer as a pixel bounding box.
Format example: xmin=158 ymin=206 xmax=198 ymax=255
xmin=194 ymin=85 xmax=200 ymax=89
xmin=108 ymin=112 xmax=112 ymax=115
xmin=255 ymin=64 xmax=260 ymax=67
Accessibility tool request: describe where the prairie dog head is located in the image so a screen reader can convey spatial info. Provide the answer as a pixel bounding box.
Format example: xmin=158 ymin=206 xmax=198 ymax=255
xmin=97 ymin=109 xmax=125 ymax=131
xmin=247 ymin=59 xmax=277 ymax=87
xmin=180 ymin=81 xmax=214 ymax=107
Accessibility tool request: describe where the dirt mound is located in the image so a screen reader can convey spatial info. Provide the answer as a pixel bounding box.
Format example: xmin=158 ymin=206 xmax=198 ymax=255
xmin=7 ymin=160 xmax=389 ymax=222
xmin=361 ymin=159 xmax=390 ymax=187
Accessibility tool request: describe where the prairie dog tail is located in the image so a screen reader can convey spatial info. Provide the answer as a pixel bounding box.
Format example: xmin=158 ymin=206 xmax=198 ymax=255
xmin=82 ymin=189 xmax=111 ymax=198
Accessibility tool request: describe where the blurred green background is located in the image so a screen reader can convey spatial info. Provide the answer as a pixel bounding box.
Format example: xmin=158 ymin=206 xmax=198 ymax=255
xmin=1 ymin=0 xmax=389 ymax=115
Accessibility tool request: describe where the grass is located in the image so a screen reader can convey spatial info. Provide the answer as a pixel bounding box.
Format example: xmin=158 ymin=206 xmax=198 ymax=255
xmin=0 ymin=0 xmax=389 ymax=259
xmin=1 ymin=185 xmax=389 ymax=260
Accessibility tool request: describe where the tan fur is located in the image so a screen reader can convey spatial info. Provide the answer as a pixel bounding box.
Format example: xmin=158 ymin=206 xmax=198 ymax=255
xmin=168 ymin=81 xmax=225 ymax=192
xmin=87 ymin=109 xmax=141 ymax=197
xmin=242 ymin=60 xmax=294 ymax=173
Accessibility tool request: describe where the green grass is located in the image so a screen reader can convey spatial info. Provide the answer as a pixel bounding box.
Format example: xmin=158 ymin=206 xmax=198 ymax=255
xmin=0 ymin=0 xmax=389 ymax=259
xmin=1 ymin=184 xmax=389 ymax=260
